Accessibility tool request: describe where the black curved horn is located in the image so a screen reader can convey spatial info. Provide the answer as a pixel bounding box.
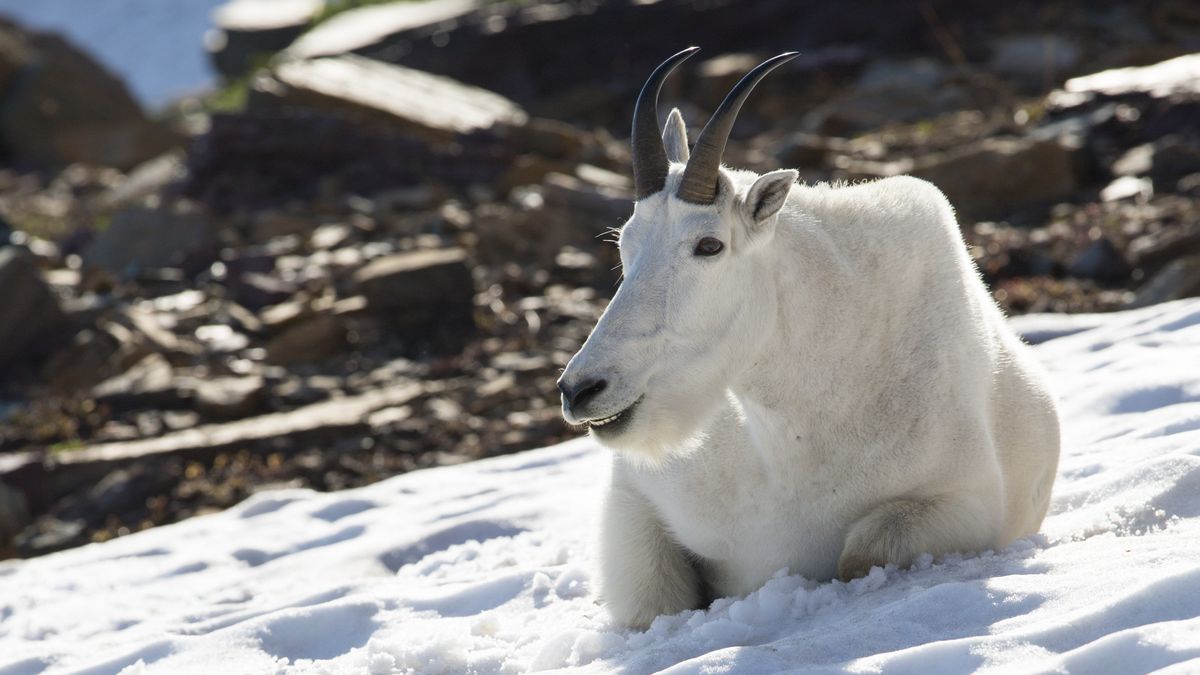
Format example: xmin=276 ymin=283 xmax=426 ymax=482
xmin=676 ymin=52 xmax=800 ymax=204
xmin=632 ymin=46 xmax=700 ymax=199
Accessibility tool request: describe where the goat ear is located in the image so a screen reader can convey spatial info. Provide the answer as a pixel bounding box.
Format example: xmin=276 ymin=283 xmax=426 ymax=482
xmin=744 ymin=169 xmax=797 ymax=226
xmin=662 ymin=108 xmax=689 ymax=164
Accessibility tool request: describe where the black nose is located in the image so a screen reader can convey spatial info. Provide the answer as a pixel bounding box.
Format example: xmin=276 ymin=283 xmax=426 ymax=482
xmin=559 ymin=377 xmax=608 ymax=412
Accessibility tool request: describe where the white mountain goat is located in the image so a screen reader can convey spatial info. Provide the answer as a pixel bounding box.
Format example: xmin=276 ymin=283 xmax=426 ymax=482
xmin=557 ymin=47 xmax=1062 ymax=629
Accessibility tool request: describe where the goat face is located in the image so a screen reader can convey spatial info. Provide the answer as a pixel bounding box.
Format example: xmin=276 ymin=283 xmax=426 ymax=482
xmin=559 ymin=159 xmax=797 ymax=462
xmin=557 ymin=47 xmax=800 ymax=461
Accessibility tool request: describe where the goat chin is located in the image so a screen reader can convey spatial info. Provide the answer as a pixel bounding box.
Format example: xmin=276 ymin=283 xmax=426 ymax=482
xmin=589 ymin=392 xmax=723 ymax=468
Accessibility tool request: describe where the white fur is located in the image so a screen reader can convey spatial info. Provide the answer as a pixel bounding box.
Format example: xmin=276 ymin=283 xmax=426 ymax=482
xmin=559 ymin=113 xmax=1061 ymax=629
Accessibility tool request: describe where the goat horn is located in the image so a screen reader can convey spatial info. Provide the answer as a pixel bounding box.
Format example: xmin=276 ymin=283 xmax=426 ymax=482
xmin=677 ymin=52 xmax=800 ymax=204
xmin=632 ymin=46 xmax=700 ymax=200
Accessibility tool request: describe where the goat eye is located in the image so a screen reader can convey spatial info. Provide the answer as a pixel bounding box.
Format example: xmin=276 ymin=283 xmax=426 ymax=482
xmin=694 ymin=237 xmax=724 ymax=257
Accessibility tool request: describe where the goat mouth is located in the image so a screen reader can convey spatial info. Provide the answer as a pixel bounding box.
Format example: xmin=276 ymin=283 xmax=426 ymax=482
xmin=584 ymin=398 xmax=641 ymax=436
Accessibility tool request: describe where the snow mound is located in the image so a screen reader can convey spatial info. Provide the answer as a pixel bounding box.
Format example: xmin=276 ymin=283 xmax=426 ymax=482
xmin=4 ymin=299 xmax=1200 ymax=674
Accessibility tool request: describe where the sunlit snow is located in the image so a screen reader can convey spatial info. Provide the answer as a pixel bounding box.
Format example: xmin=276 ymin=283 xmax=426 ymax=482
xmin=3 ymin=299 xmax=1200 ymax=673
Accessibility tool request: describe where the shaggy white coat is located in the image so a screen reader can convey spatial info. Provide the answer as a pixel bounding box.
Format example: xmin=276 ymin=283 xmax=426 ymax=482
xmin=559 ymin=110 xmax=1061 ymax=629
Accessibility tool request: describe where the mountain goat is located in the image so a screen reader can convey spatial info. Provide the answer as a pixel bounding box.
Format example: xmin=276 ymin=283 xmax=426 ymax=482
xmin=557 ymin=47 xmax=1062 ymax=629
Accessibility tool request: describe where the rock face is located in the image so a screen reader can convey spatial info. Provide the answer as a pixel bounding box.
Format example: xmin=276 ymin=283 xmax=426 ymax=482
xmin=0 ymin=248 xmax=67 ymax=369
xmin=0 ymin=20 xmax=173 ymax=169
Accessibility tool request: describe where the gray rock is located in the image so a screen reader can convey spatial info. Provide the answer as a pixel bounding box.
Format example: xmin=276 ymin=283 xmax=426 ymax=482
xmin=284 ymin=0 xmax=478 ymax=60
xmin=41 ymin=327 xmax=125 ymax=392
xmin=264 ymin=312 xmax=346 ymax=365
xmin=255 ymin=55 xmax=527 ymax=141
xmin=1130 ymin=255 xmax=1200 ymax=309
xmin=0 ymin=248 xmax=68 ymax=368
xmin=193 ymin=375 xmax=266 ymax=419
xmin=92 ymin=353 xmax=183 ymax=412
xmin=0 ymin=20 xmax=173 ymax=170
xmin=83 ymin=202 xmax=217 ymax=278
xmin=208 ymin=0 xmax=323 ymax=79
xmin=97 ymin=150 xmax=188 ymax=211
xmin=988 ymin=34 xmax=1080 ymax=89
xmin=1062 ymin=53 xmax=1200 ymax=99
xmin=352 ymin=248 xmax=475 ymax=320
xmin=844 ymin=137 xmax=1082 ymax=221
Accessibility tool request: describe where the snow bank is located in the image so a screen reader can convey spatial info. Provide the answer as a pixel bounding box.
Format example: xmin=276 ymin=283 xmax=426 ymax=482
xmin=4 ymin=299 xmax=1200 ymax=674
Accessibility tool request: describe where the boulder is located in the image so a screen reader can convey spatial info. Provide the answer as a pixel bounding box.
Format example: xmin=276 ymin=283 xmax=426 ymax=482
xmin=988 ymin=34 xmax=1080 ymax=90
xmin=285 ymin=0 xmax=479 ymax=61
xmin=208 ymin=0 xmax=323 ymax=79
xmin=843 ymin=137 xmax=1082 ymax=222
xmin=0 ymin=248 xmax=68 ymax=369
xmin=351 ymin=247 xmax=475 ymax=321
xmin=264 ymin=312 xmax=346 ymax=365
xmin=82 ymin=201 xmax=217 ymax=278
xmin=255 ymin=55 xmax=528 ymax=141
xmin=92 ymin=352 xmax=183 ymax=412
xmin=1062 ymin=53 xmax=1200 ymax=99
xmin=0 ymin=20 xmax=173 ymax=169
xmin=192 ymin=375 xmax=266 ymax=419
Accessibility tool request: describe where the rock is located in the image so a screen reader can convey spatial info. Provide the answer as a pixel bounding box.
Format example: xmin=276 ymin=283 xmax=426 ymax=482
xmin=97 ymin=150 xmax=188 ymax=211
xmin=228 ymin=272 xmax=298 ymax=311
xmin=92 ymin=353 xmax=183 ymax=412
xmin=856 ymin=57 xmax=949 ymax=92
xmin=1130 ymin=254 xmax=1200 ymax=309
xmin=255 ymin=55 xmax=528 ymax=141
xmin=988 ymin=34 xmax=1080 ymax=89
xmin=0 ymin=20 xmax=173 ymax=169
xmin=184 ymin=110 xmax=515 ymax=212
xmin=541 ymin=172 xmax=632 ymax=222
xmin=285 ymin=0 xmax=479 ymax=60
xmin=1100 ymin=176 xmax=1153 ymax=202
xmin=208 ymin=0 xmax=323 ymax=79
xmin=1112 ymin=143 xmax=1154 ymax=176
xmin=0 ymin=481 xmax=29 ymax=550
xmin=1068 ymin=237 xmax=1130 ymax=282
xmin=0 ymin=248 xmax=68 ymax=369
xmin=845 ymin=137 xmax=1082 ymax=221
xmin=41 ymin=327 xmax=125 ymax=392
xmin=1062 ymin=53 xmax=1200 ymax=99
xmin=351 ymin=247 xmax=475 ymax=320
xmin=22 ymin=383 xmax=425 ymax=475
xmin=309 ymin=223 xmax=352 ymax=251
xmin=192 ymin=375 xmax=266 ymax=419
xmin=803 ymin=58 xmax=996 ymax=135
xmin=249 ymin=210 xmax=319 ymax=243
xmin=694 ymin=53 xmax=762 ymax=107
xmin=770 ymin=132 xmax=848 ymax=169
xmin=264 ymin=312 xmax=346 ymax=365
xmin=82 ymin=201 xmax=217 ymax=278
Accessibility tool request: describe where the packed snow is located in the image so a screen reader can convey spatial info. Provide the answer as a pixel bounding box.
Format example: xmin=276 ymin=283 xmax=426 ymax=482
xmin=3 ymin=298 xmax=1200 ymax=674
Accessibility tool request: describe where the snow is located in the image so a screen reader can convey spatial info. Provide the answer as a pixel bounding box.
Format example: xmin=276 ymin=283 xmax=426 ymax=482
xmin=4 ymin=298 xmax=1200 ymax=674
xmin=0 ymin=0 xmax=226 ymax=108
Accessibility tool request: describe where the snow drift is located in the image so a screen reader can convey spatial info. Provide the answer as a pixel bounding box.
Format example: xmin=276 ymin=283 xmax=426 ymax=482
xmin=3 ymin=299 xmax=1200 ymax=674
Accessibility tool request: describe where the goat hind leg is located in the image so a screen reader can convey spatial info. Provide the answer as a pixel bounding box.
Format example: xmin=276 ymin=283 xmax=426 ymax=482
xmin=837 ymin=493 xmax=999 ymax=582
